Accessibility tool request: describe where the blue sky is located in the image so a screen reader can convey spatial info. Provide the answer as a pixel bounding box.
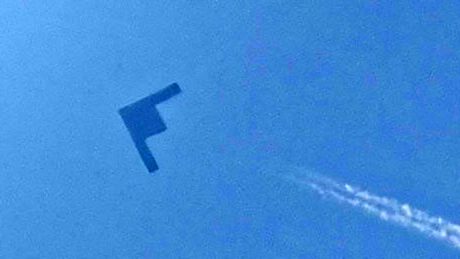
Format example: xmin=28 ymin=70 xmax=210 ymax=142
xmin=1 ymin=1 xmax=460 ymax=258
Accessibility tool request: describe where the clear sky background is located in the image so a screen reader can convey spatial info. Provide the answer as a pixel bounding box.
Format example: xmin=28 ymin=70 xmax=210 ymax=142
xmin=1 ymin=1 xmax=460 ymax=258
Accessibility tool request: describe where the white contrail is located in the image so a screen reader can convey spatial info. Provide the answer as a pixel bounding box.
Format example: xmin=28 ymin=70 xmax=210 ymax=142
xmin=282 ymin=169 xmax=460 ymax=250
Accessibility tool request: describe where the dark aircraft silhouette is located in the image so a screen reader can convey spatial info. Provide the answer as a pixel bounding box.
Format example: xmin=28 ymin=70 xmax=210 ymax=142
xmin=119 ymin=83 xmax=181 ymax=173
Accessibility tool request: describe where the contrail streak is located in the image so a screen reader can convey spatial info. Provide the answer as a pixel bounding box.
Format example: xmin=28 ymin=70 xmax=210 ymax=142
xmin=282 ymin=169 xmax=460 ymax=250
